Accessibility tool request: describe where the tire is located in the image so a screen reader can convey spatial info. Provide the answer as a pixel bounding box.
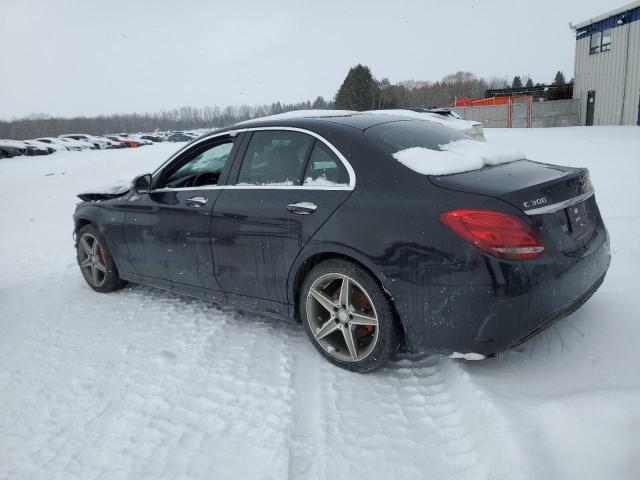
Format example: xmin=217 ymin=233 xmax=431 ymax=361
xmin=76 ymin=224 xmax=126 ymax=293
xmin=300 ymin=259 xmax=400 ymax=372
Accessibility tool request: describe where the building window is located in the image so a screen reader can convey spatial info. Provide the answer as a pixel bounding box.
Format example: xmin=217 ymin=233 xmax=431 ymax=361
xmin=590 ymin=31 xmax=601 ymax=54
xmin=601 ymin=28 xmax=611 ymax=51
xmin=590 ymin=29 xmax=611 ymax=54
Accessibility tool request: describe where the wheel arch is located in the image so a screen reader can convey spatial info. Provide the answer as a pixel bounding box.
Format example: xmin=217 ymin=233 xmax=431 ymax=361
xmin=73 ymin=216 xmax=122 ymax=269
xmin=73 ymin=217 xmax=97 ymax=242
xmin=74 ymin=217 xmax=94 ymax=232
xmin=288 ymin=248 xmax=407 ymax=346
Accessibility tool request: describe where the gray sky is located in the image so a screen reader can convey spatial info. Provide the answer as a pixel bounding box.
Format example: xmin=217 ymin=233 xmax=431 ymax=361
xmin=0 ymin=0 xmax=609 ymax=119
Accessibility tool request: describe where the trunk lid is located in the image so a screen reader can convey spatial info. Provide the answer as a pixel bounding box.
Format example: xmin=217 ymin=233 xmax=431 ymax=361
xmin=430 ymin=160 xmax=597 ymax=254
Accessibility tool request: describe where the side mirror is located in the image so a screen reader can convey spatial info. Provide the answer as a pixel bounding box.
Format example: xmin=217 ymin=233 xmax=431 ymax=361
xmin=132 ymin=173 xmax=152 ymax=194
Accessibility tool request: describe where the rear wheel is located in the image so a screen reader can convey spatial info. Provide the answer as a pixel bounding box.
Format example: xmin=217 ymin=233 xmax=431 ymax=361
xmin=76 ymin=224 xmax=126 ymax=293
xmin=300 ymin=259 xmax=400 ymax=372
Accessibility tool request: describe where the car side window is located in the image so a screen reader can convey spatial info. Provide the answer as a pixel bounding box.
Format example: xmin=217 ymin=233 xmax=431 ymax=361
xmin=236 ymin=131 xmax=313 ymax=185
xmin=162 ymin=140 xmax=234 ymax=188
xmin=303 ymin=141 xmax=349 ymax=186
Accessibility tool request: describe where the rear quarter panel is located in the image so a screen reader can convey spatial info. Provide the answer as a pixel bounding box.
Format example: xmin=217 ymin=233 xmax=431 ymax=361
xmin=289 ymin=135 xmax=525 ymax=351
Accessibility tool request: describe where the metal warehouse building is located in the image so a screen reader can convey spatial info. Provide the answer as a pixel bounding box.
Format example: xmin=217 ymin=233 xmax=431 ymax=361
xmin=572 ymin=1 xmax=640 ymax=126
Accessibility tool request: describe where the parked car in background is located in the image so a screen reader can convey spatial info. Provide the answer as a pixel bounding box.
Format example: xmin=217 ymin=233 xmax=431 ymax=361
xmin=24 ymin=139 xmax=66 ymax=153
xmin=129 ymin=135 xmax=153 ymax=146
xmin=20 ymin=140 xmax=52 ymax=155
xmin=57 ymin=137 xmax=95 ymax=150
xmin=0 ymin=139 xmax=28 ymax=158
xmin=92 ymin=136 xmax=125 ymax=148
xmin=60 ymin=134 xmax=110 ymax=150
xmin=105 ymin=135 xmax=141 ymax=148
xmin=368 ymin=108 xmax=486 ymax=141
xmin=66 ymin=137 xmax=97 ymax=149
xmin=138 ymin=134 xmax=163 ymax=142
xmin=35 ymin=137 xmax=77 ymax=151
xmin=166 ymin=132 xmax=198 ymax=142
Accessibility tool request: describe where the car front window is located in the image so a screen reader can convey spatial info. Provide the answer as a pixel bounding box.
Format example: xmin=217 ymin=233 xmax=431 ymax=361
xmin=163 ymin=141 xmax=234 ymax=188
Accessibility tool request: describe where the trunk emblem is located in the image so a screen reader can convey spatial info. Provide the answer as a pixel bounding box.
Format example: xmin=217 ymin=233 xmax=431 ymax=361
xmin=523 ymin=197 xmax=548 ymax=208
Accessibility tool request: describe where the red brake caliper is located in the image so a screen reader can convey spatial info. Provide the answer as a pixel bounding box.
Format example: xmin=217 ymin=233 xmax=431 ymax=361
xmin=96 ymin=245 xmax=105 ymax=265
xmin=352 ymin=289 xmax=375 ymax=337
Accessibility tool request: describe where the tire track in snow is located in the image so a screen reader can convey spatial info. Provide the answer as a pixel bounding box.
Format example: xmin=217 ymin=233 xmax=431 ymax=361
xmin=2 ymin=268 xmax=526 ymax=480
xmin=285 ymin=332 xmax=328 ymax=479
xmin=2 ymin=276 xmax=300 ymax=479
xmin=316 ymin=355 xmax=488 ymax=480
xmin=283 ymin=350 xmax=526 ymax=480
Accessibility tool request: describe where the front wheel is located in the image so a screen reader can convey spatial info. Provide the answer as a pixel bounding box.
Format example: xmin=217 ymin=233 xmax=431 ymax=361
xmin=76 ymin=224 xmax=126 ymax=293
xmin=300 ymin=259 xmax=400 ymax=372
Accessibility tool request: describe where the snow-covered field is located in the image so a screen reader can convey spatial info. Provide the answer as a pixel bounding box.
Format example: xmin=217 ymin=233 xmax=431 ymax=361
xmin=1 ymin=127 xmax=639 ymax=480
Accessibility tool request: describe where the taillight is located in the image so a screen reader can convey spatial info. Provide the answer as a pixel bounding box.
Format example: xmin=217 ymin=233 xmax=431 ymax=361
xmin=439 ymin=209 xmax=544 ymax=260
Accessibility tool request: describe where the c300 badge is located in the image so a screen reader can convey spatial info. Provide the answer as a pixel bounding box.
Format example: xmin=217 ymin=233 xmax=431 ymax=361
xmin=523 ymin=197 xmax=548 ymax=208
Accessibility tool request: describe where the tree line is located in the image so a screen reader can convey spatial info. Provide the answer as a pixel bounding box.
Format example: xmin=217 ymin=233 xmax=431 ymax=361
xmin=333 ymin=65 xmax=572 ymax=110
xmin=0 ymin=100 xmax=332 ymax=140
xmin=0 ymin=65 xmax=570 ymax=140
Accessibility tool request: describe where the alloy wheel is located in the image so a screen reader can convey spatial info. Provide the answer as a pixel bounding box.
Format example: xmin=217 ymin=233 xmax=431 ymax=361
xmin=78 ymin=233 xmax=107 ymax=287
xmin=306 ymin=273 xmax=379 ymax=362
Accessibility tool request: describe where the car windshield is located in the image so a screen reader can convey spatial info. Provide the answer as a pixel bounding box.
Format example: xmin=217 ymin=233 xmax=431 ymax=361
xmin=365 ymin=120 xmax=466 ymax=155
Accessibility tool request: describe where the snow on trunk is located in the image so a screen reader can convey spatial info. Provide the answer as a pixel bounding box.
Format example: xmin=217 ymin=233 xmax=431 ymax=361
xmin=392 ymin=138 xmax=526 ymax=176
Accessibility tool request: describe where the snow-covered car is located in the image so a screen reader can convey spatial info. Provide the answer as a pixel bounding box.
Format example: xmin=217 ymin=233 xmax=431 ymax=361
xmin=24 ymin=139 xmax=66 ymax=153
xmin=20 ymin=140 xmax=54 ymax=155
xmin=73 ymin=111 xmax=609 ymax=372
xmin=57 ymin=137 xmax=96 ymax=150
xmin=93 ymin=136 xmax=126 ymax=149
xmin=105 ymin=135 xmax=141 ymax=148
xmin=35 ymin=137 xmax=76 ymax=151
xmin=368 ymin=108 xmax=486 ymax=141
xmin=0 ymin=139 xmax=28 ymax=158
xmin=129 ymin=135 xmax=153 ymax=146
xmin=60 ymin=134 xmax=110 ymax=150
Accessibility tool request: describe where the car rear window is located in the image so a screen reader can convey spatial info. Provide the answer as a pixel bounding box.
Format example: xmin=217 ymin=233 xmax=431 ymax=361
xmin=365 ymin=120 xmax=466 ymax=155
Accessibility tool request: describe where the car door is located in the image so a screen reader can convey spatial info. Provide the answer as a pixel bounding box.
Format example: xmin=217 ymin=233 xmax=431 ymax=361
xmin=123 ymin=135 xmax=238 ymax=289
xmin=211 ymin=128 xmax=353 ymax=304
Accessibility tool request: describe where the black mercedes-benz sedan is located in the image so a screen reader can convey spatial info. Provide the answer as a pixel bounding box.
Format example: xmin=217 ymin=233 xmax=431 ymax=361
xmin=73 ymin=112 xmax=610 ymax=372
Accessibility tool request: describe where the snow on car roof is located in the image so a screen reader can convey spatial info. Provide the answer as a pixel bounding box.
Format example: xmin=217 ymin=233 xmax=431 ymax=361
xmin=235 ymin=109 xmax=359 ymax=125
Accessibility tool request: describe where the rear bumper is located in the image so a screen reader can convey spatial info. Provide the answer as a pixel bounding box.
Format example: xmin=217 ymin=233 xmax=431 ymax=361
xmin=392 ymin=218 xmax=611 ymax=355
xmin=511 ymin=270 xmax=606 ymax=348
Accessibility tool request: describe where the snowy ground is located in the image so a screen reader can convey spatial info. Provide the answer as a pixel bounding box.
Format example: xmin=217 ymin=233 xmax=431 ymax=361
xmin=1 ymin=127 xmax=639 ymax=480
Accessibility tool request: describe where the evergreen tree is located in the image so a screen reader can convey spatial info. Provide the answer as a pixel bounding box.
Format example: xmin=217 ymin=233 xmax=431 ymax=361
xmin=511 ymin=76 xmax=523 ymax=89
xmin=553 ymin=71 xmax=566 ymax=86
xmin=312 ymin=96 xmax=328 ymax=109
xmin=525 ymin=78 xmax=534 ymax=88
xmin=334 ymin=64 xmax=378 ymax=111
xmin=548 ymin=71 xmax=570 ymax=100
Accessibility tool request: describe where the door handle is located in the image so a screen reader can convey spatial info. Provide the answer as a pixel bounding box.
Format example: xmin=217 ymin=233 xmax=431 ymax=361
xmin=186 ymin=196 xmax=208 ymax=208
xmin=287 ymin=202 xmax=317 ymax=215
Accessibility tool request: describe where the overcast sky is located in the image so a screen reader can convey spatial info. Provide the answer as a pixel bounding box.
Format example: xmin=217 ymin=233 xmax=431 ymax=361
xmin=0 ymin=0 xmax=610 ymax=119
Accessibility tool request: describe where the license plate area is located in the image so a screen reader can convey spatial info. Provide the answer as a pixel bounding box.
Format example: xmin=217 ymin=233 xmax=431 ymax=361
xmin=566 ymin=201 xmax=589 ymax=233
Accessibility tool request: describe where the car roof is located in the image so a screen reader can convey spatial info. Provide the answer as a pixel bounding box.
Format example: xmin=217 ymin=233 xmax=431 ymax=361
xmin=208 ymin=112 xmax=422 ymax=139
